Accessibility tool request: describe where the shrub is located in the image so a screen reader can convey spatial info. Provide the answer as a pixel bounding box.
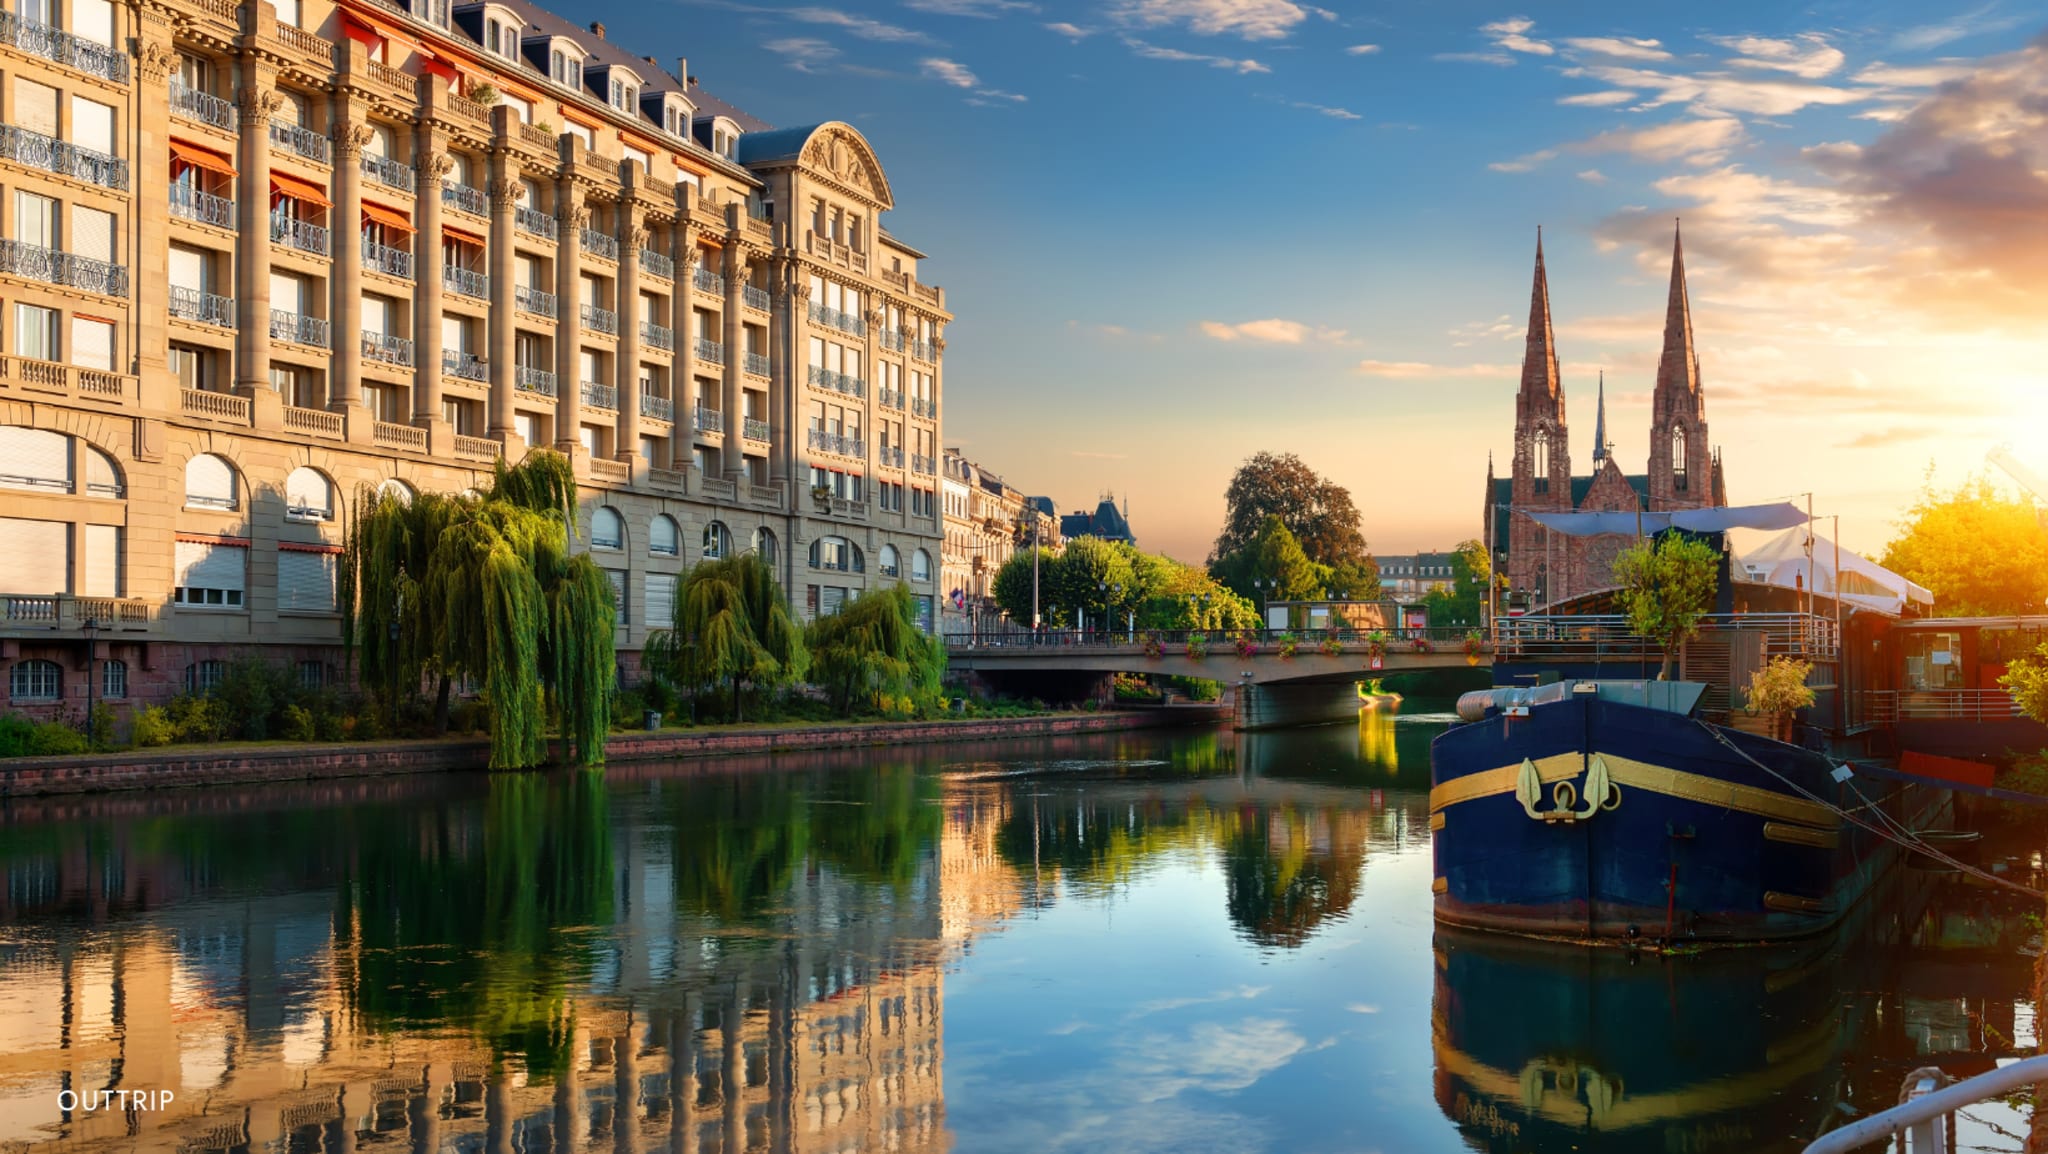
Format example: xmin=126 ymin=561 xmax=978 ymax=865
xmin=1319 ymin=634 xmax=1344 ymax=657
xmin=131 ymin=706 xmax=175 ymax=748
xmin=1186 ymin=632 xmax=1209 ymax=660
xmin=1277 ymin=632 xmax=1300 ymax=659
xmin=314 ymin=707 xmax=347 ymax=742
xmin=28 ymin=721 xmax=85 ymax=756
xmin=1745 ymin=656 xmax=1816 ymax=715
xmin=85 ymin=703 xmax=114 ymax=748
xmin=212 ymin=659 xmax=295 ymax=740
xmin=0 ymin=714 xmax=35 ymax=758
xmin=166 ymin=693 xmax=226 ymax=743
xmin=281 ymin=704 xmax=317 ymax=742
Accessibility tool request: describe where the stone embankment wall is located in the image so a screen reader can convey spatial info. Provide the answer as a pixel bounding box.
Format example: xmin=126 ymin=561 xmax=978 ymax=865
xmin=0 ymin=708 xmax=1226 ymax=797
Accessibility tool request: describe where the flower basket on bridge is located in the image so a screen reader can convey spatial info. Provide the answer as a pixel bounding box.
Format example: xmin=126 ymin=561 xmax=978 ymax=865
xmin=1278 ymin=632 xmax=1300 ymax=659
xmin=1235 ymin=636 xmax=1259 ymax=659
xmin=1142 ymin=633 xmax=1164 ymax=659
xmin=1366 ymin=631 xmax=1388 ymax=660
xmin=1464 ymin=630 xmax=1485 ymax=665
xmin=1412 ymin=637 xmax=1433 ymax=654
xmin=1318 ymin=633 xmax=1343 ymax=657
xmin=1186 ymin=632 xmax=1209 ymax=660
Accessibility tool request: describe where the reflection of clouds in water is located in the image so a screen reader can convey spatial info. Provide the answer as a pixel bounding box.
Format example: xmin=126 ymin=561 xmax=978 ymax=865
xmin=1129 ymin=984 xmax=1268 ymax=1018
xmin=1117 ymin=1017 xmax=1326 ymax=1103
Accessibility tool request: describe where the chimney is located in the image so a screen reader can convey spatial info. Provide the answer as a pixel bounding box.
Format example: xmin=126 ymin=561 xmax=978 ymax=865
xmin=677 ymin=57 xmax=690 ymax=86
xmin=588 ymin=20 xmax=604 ymax=38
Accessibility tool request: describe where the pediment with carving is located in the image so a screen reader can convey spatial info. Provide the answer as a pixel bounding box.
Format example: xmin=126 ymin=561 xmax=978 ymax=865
xmin=799 ymin=124 xmax=893 ymax=210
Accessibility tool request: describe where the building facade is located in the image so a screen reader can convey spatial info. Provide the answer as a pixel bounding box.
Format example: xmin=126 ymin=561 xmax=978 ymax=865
xmin=1058 ymin=496 xmax=1133 ymax=546
xmin=0 ymin=0 xmax=951 ymax=711
xmin=939 ymin=447 xmax=1058 ymax=633
xmin=1376 ymin=552 xmax=1459 ymax=599
xmin=1485 ymin=229 xmax=1727 ymax=610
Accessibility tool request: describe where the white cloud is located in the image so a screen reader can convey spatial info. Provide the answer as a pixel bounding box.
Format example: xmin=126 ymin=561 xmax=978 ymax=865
xmin=1558 ymin=89 xmax=1636 ymax=106
xmin=1436 ymin=51 xmax=1513 ymax=66
xmin=1045 ymin=20 xmax=1093 ymax=39
xmin=1118 ymin=1019 xmax=1317 ymax=1103
xmin=763 ymin=37 xmax=840 ymax=71
xmin=922 ymin=56 xmax=980 ymax=87
xmin=1577 ymin=168 xmax=1608 ymax=183
xmin=1853 ymin=60 xmax=1979 ymax=87
xmin=904 ymin=0 xmax=1033 ymax=14
xmin=1356 ymin=359 xmax=1516 ymax=378
xmin=1707 ymin=33 xmax=1846 ymax=79
xmin=1292 ymin=100 xmax=1362 ymax=120
xmin=1200 ymin=318 xmax=1348 ymax=343
xmin=1562 ymin=36 xmax=1670 ymax=61
xmin=1578 ymin=116 xmax=1745 ymax=164
xmin=1481 ymin=16 xmax=1553 ymax=56
xmin=783 ymin=6 xmax=934 ymax=43
xmin=1122 ymin=37 xmax=1269 ymax=72
xmin=1488 ymin=147 xmax=1557 ymax=172
xmin=1560 ymin=61 xmax=1875 ymax=117
xmin=1344 ymin=43 xmax=1379 ymax=55
xmin=1111 ymin=0 xmax=1319 ymax=41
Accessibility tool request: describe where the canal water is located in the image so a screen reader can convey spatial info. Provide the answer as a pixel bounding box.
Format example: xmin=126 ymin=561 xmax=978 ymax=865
xmin=0 ymin=704 xmax=2038 ymax=1154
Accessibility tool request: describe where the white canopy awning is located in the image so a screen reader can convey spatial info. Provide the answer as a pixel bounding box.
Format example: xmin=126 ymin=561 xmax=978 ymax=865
xmin=1524 ymin=501 xmax=1811 ymax=538
xmin=1727 ymin=526 xmax=1933 ymax=616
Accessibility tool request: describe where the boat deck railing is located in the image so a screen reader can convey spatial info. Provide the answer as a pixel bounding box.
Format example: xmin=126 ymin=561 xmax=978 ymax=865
xmin=1861 ymin=688 xmax=2027 ymax=723
xmin=1802 ymin=1054 xmax=2048 ymax=1153
xmin=1497 ymin=612 xmax=1839 ymax=661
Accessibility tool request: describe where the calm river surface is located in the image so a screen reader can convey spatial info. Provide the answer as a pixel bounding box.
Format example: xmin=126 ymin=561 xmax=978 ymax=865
xmin=0 ymin=705 xmax=2038 ymax=1154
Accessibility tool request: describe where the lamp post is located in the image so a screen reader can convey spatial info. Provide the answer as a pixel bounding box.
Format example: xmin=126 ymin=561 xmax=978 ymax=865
xmin=82 ymin=615 xmax=99 ymax=751
xmin=1253 ymin=578 xmax=1271 ymax=629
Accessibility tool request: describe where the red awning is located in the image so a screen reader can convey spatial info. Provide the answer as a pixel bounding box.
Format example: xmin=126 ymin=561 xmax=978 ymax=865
xmin=170 ymin=140 xmax=236 ymax=177
xmin=443 ymin=225 xmax=485 ymax=247
xmin=361 ymin=201 xmax=414 ymax=235
xmin=278 ymin=541 xmax=344 ymax=554
xmin=175 ymin=532 xmax=252 ymax=547
xmin=270 ymin=171 xmax=330 ymax=207
xmin=418 ymin=51 xmax=461 ymax=85
xmin=340 ymin=14 xmax=385 ymax=50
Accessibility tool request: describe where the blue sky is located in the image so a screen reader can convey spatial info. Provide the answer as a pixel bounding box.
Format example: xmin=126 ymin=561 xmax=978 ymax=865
xmin=590 ymin=0 xmax=2048 ymax=562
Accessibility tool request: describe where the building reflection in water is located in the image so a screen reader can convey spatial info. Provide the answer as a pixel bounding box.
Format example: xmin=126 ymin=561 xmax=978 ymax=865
xmin=0 ymin=722 xmax=1436 ymax=1154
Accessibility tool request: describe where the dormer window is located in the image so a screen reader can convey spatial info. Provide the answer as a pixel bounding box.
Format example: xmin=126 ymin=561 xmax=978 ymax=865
xmin=484 ymin=16 xmax=519 ymax=60
xmin=550 ymin=46 xmax=581 ymax=89
xmin=664 ymin=103 xmax=691 ymax=139
xmin=711 ymin=117 xmax=740 ymax=159
xmin=609 ymin=78 xmax=637 ymax=112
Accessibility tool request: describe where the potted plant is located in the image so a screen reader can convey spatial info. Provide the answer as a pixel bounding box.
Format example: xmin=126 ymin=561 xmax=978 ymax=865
xmin=1739 ymin=656 xmax=1815 ymax=742
xmin=1411 ymin=637 xmax=1433 ymax=654
xmin=1464 ymin=630 xmax=1485 ymax=664
xmin=1143 ymin=633 xmax=1164 ymax=659
xmin=466 ymin=81 xmax=499 ymax=105
xmin=1186 ymin=632 xmax=1209 ymax=660
xmin=1319 ymin=630 xmax=1344 ymax=657
xmin=1366 ymin=631 xmax=1388 ymax=659
xmin=1235 ymin=635 xmax=1259 ymax=659
xmin=811 ymin=484 xmax=832 ymax=510
xmin=1277 ymin=632 xmax=1300 ymax=659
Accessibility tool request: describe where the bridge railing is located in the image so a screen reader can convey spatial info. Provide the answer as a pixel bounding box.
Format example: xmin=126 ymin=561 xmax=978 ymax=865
xmin=944 ymin=626 xmax=1487 ymax=653
xmin=1496 ymin=612 xmax=1839 ymax=661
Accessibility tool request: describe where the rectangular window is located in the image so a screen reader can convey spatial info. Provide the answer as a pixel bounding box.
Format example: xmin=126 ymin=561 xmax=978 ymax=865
xmin=645 ymin=572 xmax=675 ymax=630
xmin=567 ymin=121 xmax=595 ymax=151
xmin=13 ymin=304 xmax=58 ymax=361
xmin=278 ymin=549 xmax=338 ymax=612
xmin=170 ymin=244 xmax=207 ymax=291
xmin=605 ymin=569 xmax=627 ymax=625
xmin=272 ymin=0 xmax=300 ymax=28
xmin=515 ymin=413 xmax=538 ymax=446
xmin=71 ymin=317 xmax=113 ymax=371
xmin=72 ymin=206 xmax=114 ymax=262
xmin=14 ymin=79 xmax=57 ymax=137
xmin=361 ymin=294 xmax=392 ymax=336
xmin=169 ymin=343 xmax=207 ymax=391
xmin=0 ymin=517 xmax=70 ymax=597
xmin=16 ymin=192 xmax=57 ymax=248
xmin=82 ymin=523 xmax=120 ymax=598
xmin=72 ymin=0 xmax=115 ymax=44
xmin=173 ymin=540 xmax=247 ymax=608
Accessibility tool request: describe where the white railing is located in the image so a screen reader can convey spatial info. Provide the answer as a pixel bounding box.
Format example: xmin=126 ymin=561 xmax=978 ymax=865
xmin=270 ymin=308 xmax=330 ymax=347
xmin=362 ymin=331 xmax=414 ymax=367
xmin=641 ymin=321 xmax=674 ymax=350
xmin=170 ymin=285 xmax=235 ymax=326
xmin=169 ymin=78 xmax=237 ymax=131
xmin=694 ymin=404 xmax=723 ymax=433
xmin=441 ymin=181 xmax=487 ymax=215
xmin=514 ymin=284 xmax=556 ymax=317
xmin=170 ymin=184 xmax=235 ymax=228
xmin=0 ymin=124 xmax=126 ymax=189
xmin=579 ymin=381 xmax=617 ymax=409
xmin=1861 ymin=689 xmax=2027 ymax=723
xmin=695 ymin=338 xmax=724 ymax=365
xmin=0 ymin=11 xmax=128 ymax=82
xmin=640 ymin=393 xmax=672 ymax=420
xmin=514 ymin=205 xmax=556 ymax=239
xmin=579 ymin=226 xmax=618 ymax=260
xmin=693 ymin=265 xmax=723 ymax=295
xmin=443 ymin=265 xmax=488 ymax=298
xmin=639 ymin=248 xmax=673 ymax=279
xmin=441 ymin=349 xmax=487 ymax=380
xmin=515 ymin=365 xmax=556 ymax=396
xmin=271 ymin=216 xmax=330 ymax=256
xmin=362 ymin=238 xmax=414 ymax=279
xmin=1497 ymin=613 xmax=1841 ymax=661
xmin=580 ymin=303 xmax=617 ymax=334
xmin=362 ymin=152 xmax=414 ymax=190
xmin=0 ymin=240 xmax=127 ymax=296
xmin=1803 ymin=1056 xmax=2048 ymax=1154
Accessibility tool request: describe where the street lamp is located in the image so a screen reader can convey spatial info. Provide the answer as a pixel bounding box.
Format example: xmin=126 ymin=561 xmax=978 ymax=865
xmin=82 ymin=615 xmax=99 ymax=752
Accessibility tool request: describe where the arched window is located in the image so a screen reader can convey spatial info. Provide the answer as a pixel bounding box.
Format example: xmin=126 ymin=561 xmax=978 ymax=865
xmin=910 ymin=549 xmax=931 ymax=582
xmin=102 ymin=659 xmax=127 ymax=699
xmin=879 ymin=543 xmax=900 ymax=578
xmin=703 ymin=520 xmax=730 ymax=559
xmin=591 ymin=506 xmax=624 ymax=550
xmin=1531 ymin=430 xmax=1551 ymax=495
xmin=376 ymin=478 xmax=414 ymax=504
xmin=752 ymin=527 xmax=778 ymax=568
xmin=650 ymin=514 xmax=680 ymax=557
xmin=285 ymin=466 xmax=334 ymax=521
xmin=0 ymin=427 xmax=72 ymax=493
xmin=9 ymin=659 xmax=61 ymax=701
xmin=808 ymin=536 xmax=862 ymax=573
xmin=184 ymin=660 xmax=227 ymax=693
xmin=1671 ymin=425 xmax=1689 ymax=492
xmin=85 ymin=444 xmax=121 ymax=497
xmin=184 ymin=453 xmax=238 ymax=510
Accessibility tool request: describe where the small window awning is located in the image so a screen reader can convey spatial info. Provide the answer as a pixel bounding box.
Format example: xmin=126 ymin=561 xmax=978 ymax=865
xmin=269 ymin=171 xmax=330 ymax=207
xmin=417 ymin=49 xmax=461 ymax=85
xmin=340 ymin=14 xmax=384 ymax=50
xmin=443 ymin=224 xmax=485 ymax=246
xmin=170 ymin=140 xmax=236 ymax=177
xmin=361 ymin=201 xmax=414 ymax=235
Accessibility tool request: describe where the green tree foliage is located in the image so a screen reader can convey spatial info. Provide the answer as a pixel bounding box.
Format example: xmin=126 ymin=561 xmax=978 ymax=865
xmin=1212 ymin=515 xmax=1325 ymax=606
xmin=644 ymin=552 xmax=807 ymax=722
xmin=991 ymin=538 xmax=1257 ymax=630
xmin=1613 ymin=533 xmax=1722 ymax=679
xmin=992 ymin=545 xmax=1056 ymax=627
xmin=1212 ymin=451 xmax=1371 ymax=567
xmin=807 ymin=585 xmax=947 ymax=715
xmin=1421 ymin=539 xmax=1496 ymax=627
xmin=1881 ymin=475 xmax=2048 ymax=617
xmin=2002 ymin=640 xmax=2048 ymax=726
xmin=342 ymin=451 xmax=615 ymax=768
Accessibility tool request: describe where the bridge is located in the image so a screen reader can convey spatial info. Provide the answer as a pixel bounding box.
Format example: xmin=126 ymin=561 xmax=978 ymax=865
xmin=944 ymin=627 xmax=1492 ymax=727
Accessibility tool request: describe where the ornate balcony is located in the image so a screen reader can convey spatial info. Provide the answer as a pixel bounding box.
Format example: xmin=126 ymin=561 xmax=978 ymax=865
xmin=168 ymin=79 xmax=237 ymax=131
xmin=879 ymin=387 xmax=904 ymax=410
xmin=743 ymin=284 xmax=770 ymax=312
xmin=268 ymin=120 xmax=330 ymax=164
xmin=640 ymin=393 xmax=672 ymax=420
xmin=270 ymin=309 xmax=330 ymax=347
xmin=744 ymin=417 xmax=770 ymax=441
xmin=0 ymin=125 xmax=126 ymax=189
xmin=514 ymin=284 xmax=556 ymax=317
xmin=0 ymin=240 xmax=127 ymax=297
xmin=363 ymin=152 xmax=414 ymax=191
xmin=692 ymin=265 xmax=723 ymax=295
xmin=580 ymin=303 xmax=617 ymax=335
xmin=170 ymin=184 xmax=235 ymax=228
xmin=806 ymin=364 xmax=864 ymax=399
xmin=912 ymin=453 xmax=936 ymax=474
xmin=579 ymin=226 xmax=618 ymax=260
xmin=441 ymin=180 xmax=487 ymax=215
xmin=441 ymin=349 xmax=487 ymax=381
xmin=580 ymin=381 xmax=617 ymax=410
xmin=641 ymin=321 xmax=674 ymax=351
xmin=911 ymin=397 xmax=936 ymax=420
xmin=878 ymin=329 xmax=905 ymax=353
xmin=695 ymin=338 xmax=724 ymax=366
xmin=693 ymin=405 xmax=723 ymax=433
xmin=808 ymin=302 xmax=866 ymax=337
xmin=271 ymin=216 xmax=330 ymax=256
xmin=807 ymin=428 xmax=864 ymax=458
xmin=361 ymin=238 xmax=414 ymax=280
xmin=911 ymin=339 xmax=938 ymax=362
xmin=169 ymin=285 xmax=234 ymax=326
xmin=515 ymin=366 xmax=557 ymax=397
xmin=639 ymin=249 xmax=673 ymax=279
xmin=443 ymin=265 xmax=488 ymax=298
xmin=514 ymin=205 xmax=556 ymax=239
xmin=879 ymin=445 xmax=904 ymax=468
xmin=0 ymin=11 xmax=128 ymax=82
xmin=362 ymin=331 xmax=414 ymax=367
xmin=744 ymin=352 xmax=771 ymax=378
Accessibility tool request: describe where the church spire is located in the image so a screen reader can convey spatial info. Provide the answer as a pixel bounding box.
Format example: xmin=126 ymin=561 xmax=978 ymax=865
xmin=1519 ymin=227 xmax=1563 ymax=411
xmin=1656 ymin=220 xmax=1699 ymax=400
xmin=1591 ymin=370 xmax=1609 ymax=464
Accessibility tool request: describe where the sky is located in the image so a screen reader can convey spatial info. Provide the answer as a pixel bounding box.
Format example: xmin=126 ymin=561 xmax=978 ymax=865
xmin=583 ymin=0 xmax=2048 ymax=563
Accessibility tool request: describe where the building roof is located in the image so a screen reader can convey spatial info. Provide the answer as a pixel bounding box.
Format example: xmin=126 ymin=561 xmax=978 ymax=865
xmin=1488 ymin=474 xmax=1649 ymax=553
xmin=1061 ymin=498 xmax=1135 ymax=545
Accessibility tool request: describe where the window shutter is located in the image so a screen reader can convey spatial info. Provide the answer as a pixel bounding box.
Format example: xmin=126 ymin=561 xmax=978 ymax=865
xmin=0 ymin=518 xmax=69 ymax=594
xmin=71 ymin=207 xmax=114 ymax=262
xmin=185 ymin=455 xmax=235 ymax=506
xmin=820 ymin=586 xmax=845 ymax=617
xmin=72 ymin=319 xmax=113 ymax=371
xmin=13 ymin=81 xmax=56 ymax=137
xmin=175 ymin=540 xmax=246 ymax=593
xmin=278 ymin=550 xmax=336 ymax=611
xmin=83 ymin=524 xmax=119 ymax=597
xmin=270 ymin=272 xmax=303 ymax=313
xmin=70 ymin=96 xmax=114 ymax=154
xmin=650 ymin=516 xmax=677 ymax=555
xmin=0 ymin=428 xmax=71 ymax=489
xmin=84 ymin=445 xmax=119 ymax=496
xmin=604 ymin=568 xmax=627 ymax=624
xmin=286 ymin=467 xmax=330 ymax=517
xmin=70 ymin=0 xmax=114 ymax=45
xmin=171 ymin=246 xmax=206 ymax=291
xmin=645 ymin=573 xmax=675 ymax=629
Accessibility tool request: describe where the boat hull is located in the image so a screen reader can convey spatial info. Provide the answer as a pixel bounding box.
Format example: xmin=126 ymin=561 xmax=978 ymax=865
xmin=1429 ymin=690 xmax=1948 ymax=944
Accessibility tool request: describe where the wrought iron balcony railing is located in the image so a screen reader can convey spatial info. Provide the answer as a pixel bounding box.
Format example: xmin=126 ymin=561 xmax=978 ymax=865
xmin=695 ymin=338 xmax=724 ymax=366
xmin=362 ymin=332 xmax=414 ymax=367
xmin=515 ymin=365 xmax=556 ymax=396
xmin=170 ymin=184 xmax=235 ymax=228
xmin=362 ymin=152 xmax=413 ymax=191
xmin=744 ymin=351 xmax=771 ymax=377
xmin=0 ymin=11 xmax=128 ymax=82
xmin=441 ymin=180 xmax=486 ymax=215
xmin=441 ymin=349 xmax=487 ymax=380
xmin=514 ymin=284 xmax=556 ymax=317
xmin=443 ymin=265 xmax=487 ymax=298
xmin=270 ymin=308 xmax=330 ymax=347
xmin=579 ymin=226 xmax=618 ymax=260
xmin=579 ymin=381 xmax=617 ymax=410
xmin=808 ymin=302 xmax=866 ymax=336
xmin=271 ymin=216 xmax=330 ymax=256
xmin=169 ymin=79 xmax=237 ymax=130
xmin=640 ymin=393 xmax=672 ymax=420
xmin=693 ymin=405 xmax=723 ymax=433
xmin=269 ymin=119 xmax=330 ymax=164
xmin=580 ymin=303 xmax=617 ymax=334
xmin=169 ymin=285 xmax=234 ymax=326
xmin=744 ymin=417 xmax=770 ymax=441
xmin=641 ymin=321 xmax=674 ymax=351
xmin=692 ymin=265 xmax=723 ymax=295
xmin=0 ymin=124 xmax=126 ymax=189
xmin=0 ymin=239 xmax=127 ymax=296
xmin=362 ymin=238 xmax=414 ymax=280
xmin=514 ymin=204 xmax=556 ymax=239
xmin=639 ymin=248 xmax=673 ymax=279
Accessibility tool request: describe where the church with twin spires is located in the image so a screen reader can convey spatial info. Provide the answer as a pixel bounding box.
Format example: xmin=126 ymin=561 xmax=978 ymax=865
xmin=1485 ymin=227 xmax=1728 ymax=610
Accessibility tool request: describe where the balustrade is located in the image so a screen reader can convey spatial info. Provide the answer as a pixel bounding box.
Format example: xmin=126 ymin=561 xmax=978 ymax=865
xmin=271 ymin=216 xmax=330 ymax=256
xmin=693 ymin=404 xmax=722 ymax=433
xmin=169 ymin=79 xmax=237 ymax=131
xmin=441 ymin=349 xmax=487 ymax=380
xmin=362 ymin=332 xmax=414 ymax=367
xmin=268 ymin=120 xmax=330 ymax=164
xmin=170 ymin=285 xmax=235 ymax=326
xmin=639 ymin=249 xmax=673 ymax=279
xmin=514 ymin=205 xmax=557 ymax=239
xmin=441 ymin=181 xmax=487 ymax=215
xmin=641 ymin=321 xmax=674 ymax=351
xmin=639 ymin=394 xmax=672 ymax=420
xmin=695 ymin=338 xmax=724 ymax=366
xmin=0 ymin=11 xmax=128 ymax=81
xmin=744 ymin=417 xmax=771 ymax=441
xmin=170 ymin=184 xmax=235 ymax=228
xmin=580 ymin=303 xmax=617 ymax=334
xmin=269 ymin=309 xmax=330 ymax=347
xmin=443 ymin=265 xmax=487 ymax=298
xmin=580 ymin=226 xmax=618 ymax=260
xmin=0 ymin=240 xmax=127 ymax=296
xmin=362 ymin=238 xmax=414 ymax=279
xmin=362 ymin=152 xmax=413 ymax=191
xmin=515 ymin=366 xmax=556 ymax=396
xmin=514 ymin=284 xmax=556 ymax=316
xmin=0 ymin=125 xmax=126 ymax=189
xmin=579 ymin=381 xmax=617 ymax=410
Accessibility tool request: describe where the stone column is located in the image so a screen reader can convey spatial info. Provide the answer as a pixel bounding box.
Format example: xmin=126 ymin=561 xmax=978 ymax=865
xmin=330 ymin=96 xmax=373 ymax=433
xmin=673 ymin=238 xmax=699 ymax=472
xmin=485 ymin=113 xmax=518 ymax=443
xmin=412 ymin=123 xmax=451 ymax=433
xmin=720 ymin=248 xmax=748 ymax=482
xmin=132 ymin=27 xmax=177 ymax=407
xmin=616 ymin=206 xmax=645 ymax=473
xmin=231 ymin=73 xmax=281 ymax=397
xmin=553 ymin=180 xmax=586 ymax=460
xmin=777 ymin=271 xmax=811 ymax=489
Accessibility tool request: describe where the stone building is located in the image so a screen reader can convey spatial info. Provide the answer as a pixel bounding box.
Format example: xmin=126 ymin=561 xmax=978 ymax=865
xmin=1377 ymin=552 xmax=1460 ymax=599
xmin=0 ymin=0 xmax=952 ymax=712
xmin=1484 ymin=228 xmax=1726 ymax=609
xmin=1059 ymin=496 xmax=1134 ymax=547
xmin=939 ymin=446 xmax=1059 ymax=632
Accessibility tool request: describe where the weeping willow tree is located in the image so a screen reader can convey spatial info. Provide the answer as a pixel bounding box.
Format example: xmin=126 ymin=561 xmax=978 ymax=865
xmin=806 ymin=584 xmax=947 ymax=716
xmin=342 ymin=451 xmax=615 ymax=767
xmin=644 ymin=552 xmax=806 ymax=722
